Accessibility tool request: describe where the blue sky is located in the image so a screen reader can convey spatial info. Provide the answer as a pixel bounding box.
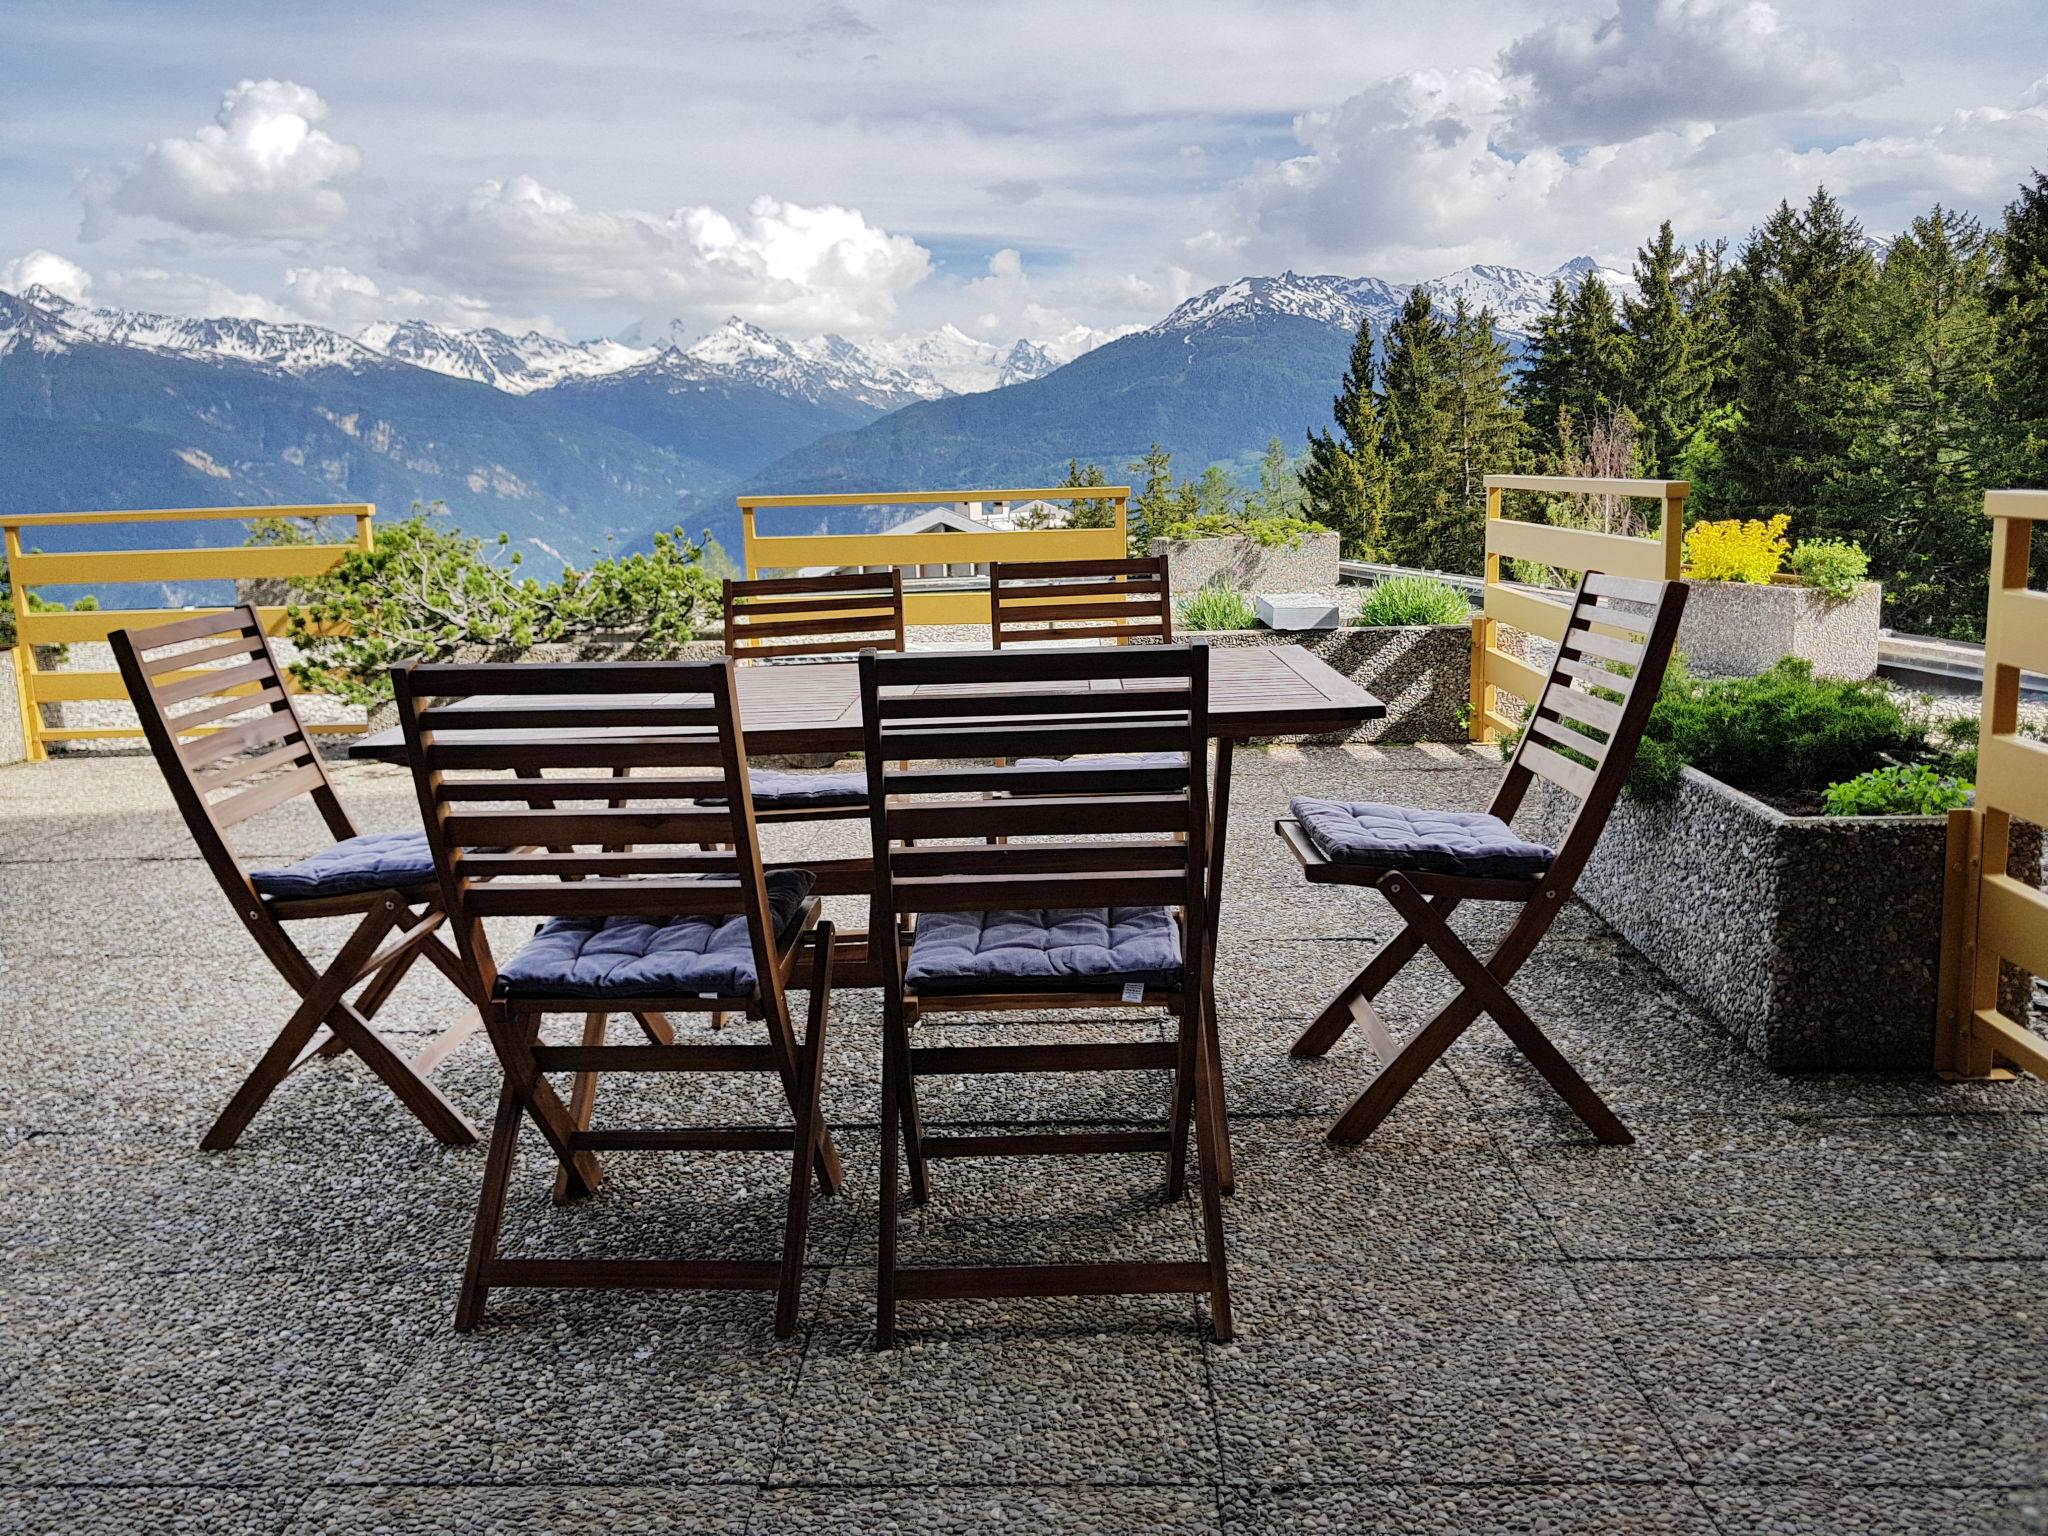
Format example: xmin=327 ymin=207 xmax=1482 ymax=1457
xmin=3 ymin=0 xmax=2045 ymax=347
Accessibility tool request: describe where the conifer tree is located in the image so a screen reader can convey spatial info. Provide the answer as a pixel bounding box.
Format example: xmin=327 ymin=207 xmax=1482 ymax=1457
xmin=1988 ymin=170 xmax=2048 ymax=487
xmin=1719 ymin=188 xmax=1878 ymax=533
xmin=1301 ymin=315 xmax=1391 ymax=556
xmin=1441 ymin=300 xmax=1528 ymax=571
xmin=1561 ymin=272 xmax=1630 ymax=427
xmin=1514 ymin=279 xmax=1574 ymax=459
xmin=1250 ymin=436 xmax=1307 ymax=520
xmin=1623 ymin=221 xmax=1708 ymax=476
xmin=1124 ymin=442 xmax=1174 ymax=554
xmin=1381 ymin=287 xmax=1457 ymax=569
xmin=1059 ymin=458 xmax=1114 ymax=528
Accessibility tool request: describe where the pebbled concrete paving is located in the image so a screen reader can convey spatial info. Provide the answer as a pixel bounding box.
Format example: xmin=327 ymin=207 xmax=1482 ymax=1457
xmin=0 ymin=747 xmax=2044 ymax=1534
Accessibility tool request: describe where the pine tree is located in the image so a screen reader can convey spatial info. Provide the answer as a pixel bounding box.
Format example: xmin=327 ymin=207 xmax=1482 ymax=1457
xmin=1441 ymin=300 xmax=1528 ymax=571
xmin=1988 ymin=170 xmax=2048 ymax=487
xmin=1250 ymin=436 xmax=1307 ymax=520
xmin=1623 ymin=220 xmax=1709 ymax=476
xmin=1125 ymin=442 xmax=1174 ymax=554
xmin=1561 ymin=273 xmax=1630 ymax=427
xmin=1300 ymin=316 xmax=1391 ymax=556
xmin=1059 ymin=458 xmax=1115 ymax=528
xmin=1719 ymin=188 xmax=1879 ymax=534
xmin=1515 ymin=279 xmax=1574 ymax=459
xmin=1381 ymin=288 xmax=1457 ymax=569
xmin=1841 ymin=206 xmax=2002 ymax=638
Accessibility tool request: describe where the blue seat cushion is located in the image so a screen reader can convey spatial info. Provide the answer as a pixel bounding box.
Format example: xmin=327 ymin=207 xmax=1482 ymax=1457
xmin=1011 ymin=752 xmax=1185 ymax=772
xmin=496 ymin=869 xmax=817 ymax=1001
xmin=904 ymin=906 xmax=1183 ymax=996
xmin=699 ymin=770 xmax=869 ymax=811
xmin=250 ymin=830 xmax=436 ymax=900
xmin=1290 ymin=797 xmax=1554 ymax=879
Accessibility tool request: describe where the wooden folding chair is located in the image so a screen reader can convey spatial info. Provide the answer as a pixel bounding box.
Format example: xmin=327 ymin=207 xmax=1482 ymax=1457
xmin=392 ymin=658 xmax=842 ymax=1336
xmin=988 ymin=555 xmax=1173 ymax=648
xmin=1281 ymin=574 xmax=1688 ymax=1145
xmin=111 ymin=607 xmax=481 ymax=1151
xmin=858 ymin=643 xmax=1230 ymax=1346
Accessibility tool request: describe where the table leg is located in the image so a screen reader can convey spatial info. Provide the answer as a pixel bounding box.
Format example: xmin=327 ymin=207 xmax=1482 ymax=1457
xmin=1202 ymin=738 xmax=1236 ymax=1195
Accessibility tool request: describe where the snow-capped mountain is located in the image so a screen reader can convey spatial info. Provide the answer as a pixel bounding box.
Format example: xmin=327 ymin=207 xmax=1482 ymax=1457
xmin=860 ymin=324 xmax=1063 ymax=395
xmin=19 ymin=286 xmax=379 ymax=372
xmin=356 ymin=320 xmax=652 ymax=394
xmin=677 ymin=317 xmax=941 ymax=411
xmin=1153 ymin=258 xmax=1636 ymax=343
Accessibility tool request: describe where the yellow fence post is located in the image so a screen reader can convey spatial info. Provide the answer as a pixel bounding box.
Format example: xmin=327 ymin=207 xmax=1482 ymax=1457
xmin=1660 ymin=482 xmax=1689 ymax=579
xmin=1470 ymin=483 xmax=1504 ymax=743
xmin=4 ymin=522 xmax=44 ymax=761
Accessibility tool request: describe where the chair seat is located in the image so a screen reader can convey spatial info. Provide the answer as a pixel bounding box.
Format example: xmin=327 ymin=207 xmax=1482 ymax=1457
xmin=1290 ymin=797 xmax=1554 ymax=879
xmin=496 ymin=870 xmax=816 ymax=1000
xmin=705 ymin=769 xmax=869 ymax=811
xmin=250 ymin=829 xmax=436 ymax=899
xmin=1011 ymin=752 xmax=1185 ymax=772
xmin=904 ymin=906 xmax=1183 ymax=996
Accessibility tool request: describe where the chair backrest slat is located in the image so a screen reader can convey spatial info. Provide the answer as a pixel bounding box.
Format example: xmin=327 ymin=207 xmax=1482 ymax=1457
xmin=111 ymin=605 xmax=353 ymax=902
xmin=724 ymin=569 xmax=906 ymax=662
xmin=393 ymin=657 xmax=787 ymax=1005
xmin=988 ymin=556 xmax=1173 ymax=648
xmin=858 ymin=644 xmax=1209 ymax=967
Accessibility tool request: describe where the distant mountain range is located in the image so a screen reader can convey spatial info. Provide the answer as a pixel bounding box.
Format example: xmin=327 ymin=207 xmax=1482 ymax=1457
xmin=0 ymin=257 xmax=1625 ymax=571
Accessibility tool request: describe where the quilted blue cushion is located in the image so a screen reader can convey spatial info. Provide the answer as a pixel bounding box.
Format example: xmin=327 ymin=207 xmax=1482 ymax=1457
xmin=1010 ymin=752 xmax=1185 ymax=772
xmin=1291 ymin=797 xmax=1554 ymax=879
xmin=249 ymin=830 xmax=436 ymax=899
xmin=699 ymin=770 xmax=869 ymax=810
xmin=905 ymin=907 xmax=1183 ymax=996
xmin=496 ymin=869 xmax=817 ymax=1000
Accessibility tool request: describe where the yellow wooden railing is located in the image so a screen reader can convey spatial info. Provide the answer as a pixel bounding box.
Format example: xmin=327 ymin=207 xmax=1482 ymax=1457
xmin=1936 ymin=489 xmax=2048 ymax=1081
xmin=1469 ymin=474 xmax=1688 ymax=742
xmin=737 ymin=487 xmax=1130 ymax=627
xmin=3 ymin=504 xmax=374 ymax=760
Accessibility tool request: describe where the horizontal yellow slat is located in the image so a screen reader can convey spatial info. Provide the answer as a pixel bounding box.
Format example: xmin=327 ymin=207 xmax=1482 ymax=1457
xmin=740 ymin=487 xmax=1129 ymax=510
xmin=1485 ymin=519 xmax=1670 ymax=581
xmin=1987 ymin=586 xmax=2048 ymax=676
xmin=26 ymin=668 xmax=314 ymax=703
xmin=13 ymin=544 xmax=356 ymax=586
xmin=1 ymin=504 xmax=372 ymax=530
xmin=1485 ymin=584 xmax=1572 ymax=643
xmin=17 ymin=605 xmax=343 ymax=643
xmin=1482 ymin=646 xmax=1548 ymax=707
xmin=1975 ymin=733 xmax=2048 ymax=826
xmin=1971 ymin=1008 xmax=2048 ymax=1079
xmin=36 ymin=721 xmax=364 ymax=741
xmin=904 ymin=590 xmax=996 ymax=626
xmin=1479 ymin=709 xmax=1520 ymax=738
xmin=748 ymin=528 xmax=1127 ymax=568
xmin=1486 ymin=475 xmax=1686 ymax=499
xmin=1977 ymin=872 xmax=2048 ymax=978
xmin=1984 ymin=489 xmax=2048 ymax=523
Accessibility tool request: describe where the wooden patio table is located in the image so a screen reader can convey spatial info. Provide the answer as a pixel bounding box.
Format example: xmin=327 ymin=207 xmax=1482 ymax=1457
xmin=351 ymin=645 xmax=1385 ymax=1188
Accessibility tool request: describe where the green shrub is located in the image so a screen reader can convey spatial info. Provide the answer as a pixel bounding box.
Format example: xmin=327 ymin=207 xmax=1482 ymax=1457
xmin=1154 ymin=512 xmax=1330 ymax=549
xmin=1629 ymin=655 xmax=1926 ymax=804
xmin=1821 ymin=763 xmax=1973 ymax=817
xmin=1357 ymin=575 xmax=1470 ymax=627
xmin=1787 ymin=538 xmax=1871 ymax=600
xmin=1936 ymin=715 xmax=1979 ymax=780
xmin=1177 ymin=586 xmax=1258 ymax=632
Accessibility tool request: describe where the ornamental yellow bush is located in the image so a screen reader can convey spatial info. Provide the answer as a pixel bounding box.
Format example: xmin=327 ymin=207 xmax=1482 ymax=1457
xmin=1685 ymin=514 xmax=1790 ymax=584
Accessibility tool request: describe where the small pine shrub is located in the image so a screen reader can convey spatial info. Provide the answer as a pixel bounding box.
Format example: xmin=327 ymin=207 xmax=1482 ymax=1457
xmin=1787 ymin=538 xmax=1870 ymax=600
xmin=1685 ymin=514 xmax=1789 ymax=584
xmin=1177 ymin=586 xmax=1258 ymax=632
xmin=1357 ymin=575 xmax=1471 ymax=627
xmin=1822 ymin=763 xmax=1973 ymax=817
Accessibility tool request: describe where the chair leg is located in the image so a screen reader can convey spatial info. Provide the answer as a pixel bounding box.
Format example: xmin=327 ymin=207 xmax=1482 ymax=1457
xmin=202 ymin=900 xmax=399 ymax=1151
xmin=1165 ymin=1007 xmax=1198 ymax=1202
xmin=1290 ymin=904 xmax=1446 ymax=1058
xmin=882 ymin=993 xmax=928 ymax=1205
xmin=776 ymin=927 xmax=834 ymax=1339
xmin=1189 ymin=994 xmax=1233 ymax=1342
xmin=876 ymin=1031 xmax=902 ymax=1351
xmin=456 ymin=1081 xmax=524 ymax=1332
xmin=633 ymin=1011 xmax=675 ymax=1045
xmin=553 ymin=1011 xmax=609 ymax=1204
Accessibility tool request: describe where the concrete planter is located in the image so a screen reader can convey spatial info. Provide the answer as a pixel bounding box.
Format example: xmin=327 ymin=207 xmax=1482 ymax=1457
xmin=1678 ymin=577 xmax=1881 ymax=680
xmin=1528 ymin=767 xmax=2037 ymax=1071
xmin=0 ymin=648 xmax=24 ymax=766
xmin=1149 ymin=533 xmax=1340 ymax=598
xmin=1192 ymin=622 xmax=1469 ymax=742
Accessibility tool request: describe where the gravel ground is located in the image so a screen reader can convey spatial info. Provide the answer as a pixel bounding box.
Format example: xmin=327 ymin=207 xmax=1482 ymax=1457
xmin=0 ymin=746 xmax=2044 ymax=1534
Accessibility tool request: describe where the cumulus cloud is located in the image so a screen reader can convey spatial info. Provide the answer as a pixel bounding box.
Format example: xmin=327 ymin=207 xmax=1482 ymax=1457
xmin=283 ymin=264 xmax=560 ymax=335
xmin=95 ymin=267 xmax=292 ymax=321
xmin=1 ymin=249 xmax=93 ymax=302
xmin=1498 ymin=0 xmax=1887 ymax=148
xmin=953 ymin=248 xmax=1155 ymax=358
xmin=82 ymin=79 xmax=362 ymax=242
xmin=387 ymin=178 xmax=931 ymax=331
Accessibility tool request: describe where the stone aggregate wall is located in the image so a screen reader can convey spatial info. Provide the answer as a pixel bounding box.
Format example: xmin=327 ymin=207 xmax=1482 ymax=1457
xmin=1198 ymin=623 xmax=1469 ymax=742
xmin=1150 ymin=534 xmax=1341 ymax=597
xmin=0 ymin=649 xmax=22 ymax=766
xmin=1527 ymin=769 xmax=2037 ymax=1070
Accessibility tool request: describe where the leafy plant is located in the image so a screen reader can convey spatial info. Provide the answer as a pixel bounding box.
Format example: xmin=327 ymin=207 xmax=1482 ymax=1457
xmin=1937 ymin=714 xmax=1979 ymax=779
xmin=1684 ymin=514 xmax=1789 ymax=583
xmin=283 ymin=515 xmax=721 ymax=704
xmin=1177 ymin=586 xmax=1258 ymax=632
xmin=1356 ymin=575 xmax=1471 ymax=627
xmin=1628 ymin=654 xmax=1926 ymax=804
xmin=1154 ymin=511 xmax=1331 ymax=549
xmin=1786 ymin=537 xmax=1870 ymax=600
xmin=1821 ymin=762 xmax=1973 ymax=817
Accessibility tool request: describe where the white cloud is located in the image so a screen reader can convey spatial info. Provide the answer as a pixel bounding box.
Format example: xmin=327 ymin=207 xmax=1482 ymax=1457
xmin=283 ymin=264 xmax=560 ymax=335
xmin=82 ymin=79 xmax=362 ymax=242
xmin=1 ymin=249 xmax=92 ymax=302
xmin=388 ymin=178 xmax=932 ymax=332
xmin=952 ymin=248 xmax=1154 ymax=358
xmin=95 ymin=267 xmax=292 ymax=321
xmin=1498 ymin=0 xmax=1886 ymax=148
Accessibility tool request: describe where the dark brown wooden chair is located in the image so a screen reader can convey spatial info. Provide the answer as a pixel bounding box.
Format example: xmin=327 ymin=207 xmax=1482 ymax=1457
xmin=110 ymin=606 xmax=481 ymax=1151
xmin=392 ymin=657 xmax=841 ymax=1336
xmin=857 ymin=642 xmax=1230 ymax=1346
xmin=988 ymin=556 xmax=1173 ymax=648
xmin=1281 ymin=573 xmax=1687 ymax=1145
